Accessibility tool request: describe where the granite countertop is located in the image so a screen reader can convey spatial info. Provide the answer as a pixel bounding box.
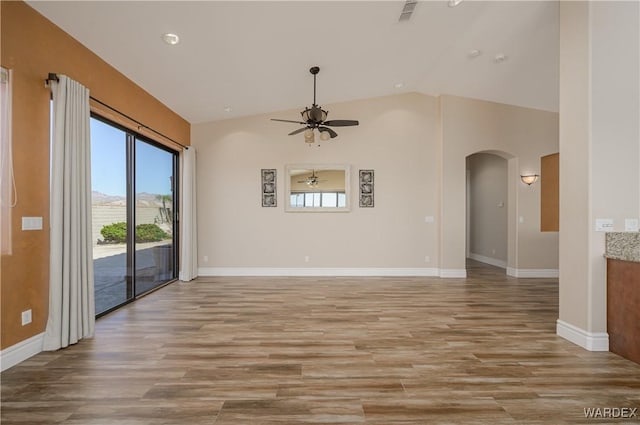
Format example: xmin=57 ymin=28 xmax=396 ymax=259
xmin=605 ymin=232 xmax=640 ymax=262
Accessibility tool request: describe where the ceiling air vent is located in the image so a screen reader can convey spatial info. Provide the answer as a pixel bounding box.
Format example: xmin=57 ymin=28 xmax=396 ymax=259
xmin=399 ymin=0 xmax=418 ymax=22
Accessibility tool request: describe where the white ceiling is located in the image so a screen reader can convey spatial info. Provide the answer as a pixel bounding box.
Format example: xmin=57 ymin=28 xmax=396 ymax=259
xmin=28 ymin=1 xmax=559 ymax=124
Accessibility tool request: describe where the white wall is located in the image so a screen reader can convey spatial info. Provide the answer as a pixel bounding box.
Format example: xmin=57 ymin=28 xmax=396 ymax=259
xmin=467 ymin=153 xmax=508 ymax=268
xmin=192 ymin=92 xmax=559 ymax=276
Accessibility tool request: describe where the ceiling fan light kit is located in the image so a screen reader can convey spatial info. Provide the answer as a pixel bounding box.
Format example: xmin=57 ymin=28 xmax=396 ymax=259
xmin=271 ymin=66 xmax=359 ymax=146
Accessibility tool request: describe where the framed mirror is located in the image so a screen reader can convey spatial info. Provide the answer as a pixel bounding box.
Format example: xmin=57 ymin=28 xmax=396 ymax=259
xmin=285 ymin=164 xmax=350 ymax=212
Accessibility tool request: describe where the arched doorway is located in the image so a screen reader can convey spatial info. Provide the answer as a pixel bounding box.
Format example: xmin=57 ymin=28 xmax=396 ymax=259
xmin=466 ymin=152 xmax=508 ymax=271
xmin=465 ymin=150 xmax=516 ymax=275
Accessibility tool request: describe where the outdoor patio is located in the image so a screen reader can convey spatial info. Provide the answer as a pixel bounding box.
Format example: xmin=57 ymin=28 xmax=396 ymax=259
xmin=93 ymin=241 xmax=174 ymax=315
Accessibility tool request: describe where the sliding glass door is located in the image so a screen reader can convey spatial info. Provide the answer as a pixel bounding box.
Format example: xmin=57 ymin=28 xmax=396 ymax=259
xmin=91 ymin=118 xmax=129 ymax=315
xmin=91 ymin=116 xmax=178 ymax=316
xmin=134 ymin=138 xmax=176 ymax=296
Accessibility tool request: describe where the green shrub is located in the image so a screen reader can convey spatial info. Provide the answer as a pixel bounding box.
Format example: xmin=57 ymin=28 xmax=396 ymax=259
xmin=100 ymin=222 xmax=169 ymax=244
xmin=100 ymin=222 xmax=127 ymax=243
xmin=135 ymin=223 xmax=168 ymax=242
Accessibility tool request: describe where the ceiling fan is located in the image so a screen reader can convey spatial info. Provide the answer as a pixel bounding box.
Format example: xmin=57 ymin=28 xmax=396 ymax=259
xmin=271 ymin=66 xmax=359 ymax=144
xmin=297 ymin=170 xmax=326 ymax=187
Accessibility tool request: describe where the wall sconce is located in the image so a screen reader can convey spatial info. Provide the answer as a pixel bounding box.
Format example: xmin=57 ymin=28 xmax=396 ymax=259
xmin=520 ymin=174 xmax=540 ymax=186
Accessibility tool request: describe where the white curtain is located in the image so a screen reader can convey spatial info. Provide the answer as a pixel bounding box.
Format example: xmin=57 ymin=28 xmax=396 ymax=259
xmin=179 ymin=146 xmax=198 ymax=281
xmin=43 ymin=75 xmax=95 ymax=351
xmin=1 ymin=67 xmax=16 ymax=255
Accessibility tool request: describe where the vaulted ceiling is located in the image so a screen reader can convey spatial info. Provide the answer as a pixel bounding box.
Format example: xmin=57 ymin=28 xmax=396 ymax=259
xmin=28 ymin=1 xmax=559 ymax=124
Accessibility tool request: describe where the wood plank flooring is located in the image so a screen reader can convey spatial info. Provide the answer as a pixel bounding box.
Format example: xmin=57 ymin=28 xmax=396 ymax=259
xmin=2 ymin=260 xmax=639 ymax=424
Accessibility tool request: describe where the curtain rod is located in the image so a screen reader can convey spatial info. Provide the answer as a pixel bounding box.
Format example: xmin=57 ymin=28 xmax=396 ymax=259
xmin=46 ymin=73 xmax=188 ymax=150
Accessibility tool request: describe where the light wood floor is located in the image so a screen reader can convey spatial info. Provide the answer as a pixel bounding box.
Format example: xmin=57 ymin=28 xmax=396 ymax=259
xmin=2 ymin=260 xmax=639 ymax=424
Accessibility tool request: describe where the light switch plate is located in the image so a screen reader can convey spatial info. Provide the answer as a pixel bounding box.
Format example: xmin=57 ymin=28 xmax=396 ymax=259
xmin=21 ymin=309 xmax=32 ymax=326
xmin=625 ymin=218 xmax=639 ymax=232
xmin=22 ymin=217 xmax=43 ymax=231
xmin=595 ymin=218 xmax=614 ymax=232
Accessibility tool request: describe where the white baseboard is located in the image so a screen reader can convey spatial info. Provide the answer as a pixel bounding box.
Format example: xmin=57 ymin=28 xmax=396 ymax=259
xmin=0 ymin=332 xmax=44 ymax=372
xmin=438 ymin=269 xmax=467 ymax=278
xmin=556 ymin=319 xmax=609 ymax=351
xmin=506 ymin=267 xmax=559 ymax=278
xmin=199 ymin=267 xmax=440 ymax=277
xmin=468 ymin=253 xmax=507 ymax=269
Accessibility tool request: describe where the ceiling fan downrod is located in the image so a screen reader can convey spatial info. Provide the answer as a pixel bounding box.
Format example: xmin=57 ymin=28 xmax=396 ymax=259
xmin=310 ymin=66 xmax=320 ymax=106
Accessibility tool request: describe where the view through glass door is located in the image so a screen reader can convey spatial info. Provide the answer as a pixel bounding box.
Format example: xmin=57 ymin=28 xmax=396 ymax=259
xmin=134 ymin=138 xmax=176 ymax=296
xmin=91 ymin=116 xmax=178 ymax=316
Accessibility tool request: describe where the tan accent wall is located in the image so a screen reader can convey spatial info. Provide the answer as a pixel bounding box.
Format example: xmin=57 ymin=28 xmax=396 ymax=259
xmin=541 ymin=153 xmax=559 ymax=232
xmin=0 ymin=1 xmax=190 ymax=349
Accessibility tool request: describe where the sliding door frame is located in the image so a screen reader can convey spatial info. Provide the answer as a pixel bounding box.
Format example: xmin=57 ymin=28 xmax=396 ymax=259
xmin=92 ymin=113 xmax=179 ymax=318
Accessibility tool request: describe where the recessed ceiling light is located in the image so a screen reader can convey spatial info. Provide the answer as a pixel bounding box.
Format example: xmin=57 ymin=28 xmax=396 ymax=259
xmin=468 ymin=49 xmax=482 ymax=59
xmin=494 ymin=53 xmax=508 ymax=64
xmin=161 ymin=33 xmax=180 ymax=45
xmin=223 ymin=106 xmax=232 ymax=113
xmin=448 ymin=0 xmax=463 ymax=7
xmin=394 ymin=82 xmax=405 ymax=89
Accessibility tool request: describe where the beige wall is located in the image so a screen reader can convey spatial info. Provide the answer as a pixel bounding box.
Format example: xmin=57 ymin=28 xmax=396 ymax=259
xmin=440 ymin=95 xmax=559 ymax=274
xmin=193 ymin=93 xmax=441 ymax=270
xmin=559 ymin=1 xmax=591 ymax=334
xmin=194 ymin=92 xmax=559 ymax=274
xmin=558 ymin=1 xmax=640 ymax=343
xmin=467 ymin=153 xmax=508 ymax=266
xmin=0 ymin=2 xmax=190 ymax=350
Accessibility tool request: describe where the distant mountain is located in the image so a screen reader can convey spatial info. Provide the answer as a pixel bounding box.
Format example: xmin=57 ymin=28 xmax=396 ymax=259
xmin=136 ymin=192 xmax=170 ymax=207
xmin=92 ymin=191 xmax=125 ymax=205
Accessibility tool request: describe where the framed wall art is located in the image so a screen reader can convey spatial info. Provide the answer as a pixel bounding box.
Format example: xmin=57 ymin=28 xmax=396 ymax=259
xmin=359 ymin=169 xmax=374 ymax=207
xmin=261 ymin=169 xmax=277 ymax=207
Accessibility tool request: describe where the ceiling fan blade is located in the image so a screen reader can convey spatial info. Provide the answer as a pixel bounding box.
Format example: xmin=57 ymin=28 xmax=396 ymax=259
xmin=323 ymin=120 xmax=359 ymax=127
xmin=318 ymin=126 xmax=338 ymax=138
xmin=271 ymin=118 xmax=307 ymax=125
xmin=288 ymin=127 xmax=309 ymax=136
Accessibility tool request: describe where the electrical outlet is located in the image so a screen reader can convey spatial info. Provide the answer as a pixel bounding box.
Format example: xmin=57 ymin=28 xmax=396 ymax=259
xmin=304 ymin=256 xmax=310 ymax=263
xmin=21 ymin=309 xmax=32 ymax=326
xmin=203 ymin=255 xmax=209 ymax=263
xmin=424 ymin=255 xmax=430 ymax=263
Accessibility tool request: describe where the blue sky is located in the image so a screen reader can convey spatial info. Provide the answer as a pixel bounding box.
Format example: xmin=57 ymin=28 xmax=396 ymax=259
xmin=90 ymin=118 xmax=173 ymax=197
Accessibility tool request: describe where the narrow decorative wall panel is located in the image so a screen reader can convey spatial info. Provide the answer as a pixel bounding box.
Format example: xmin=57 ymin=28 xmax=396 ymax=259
xmin=359 ymin=169 xmax=374 ymax=207
xmin=261 ymin=169 xmax=277 ymax=207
